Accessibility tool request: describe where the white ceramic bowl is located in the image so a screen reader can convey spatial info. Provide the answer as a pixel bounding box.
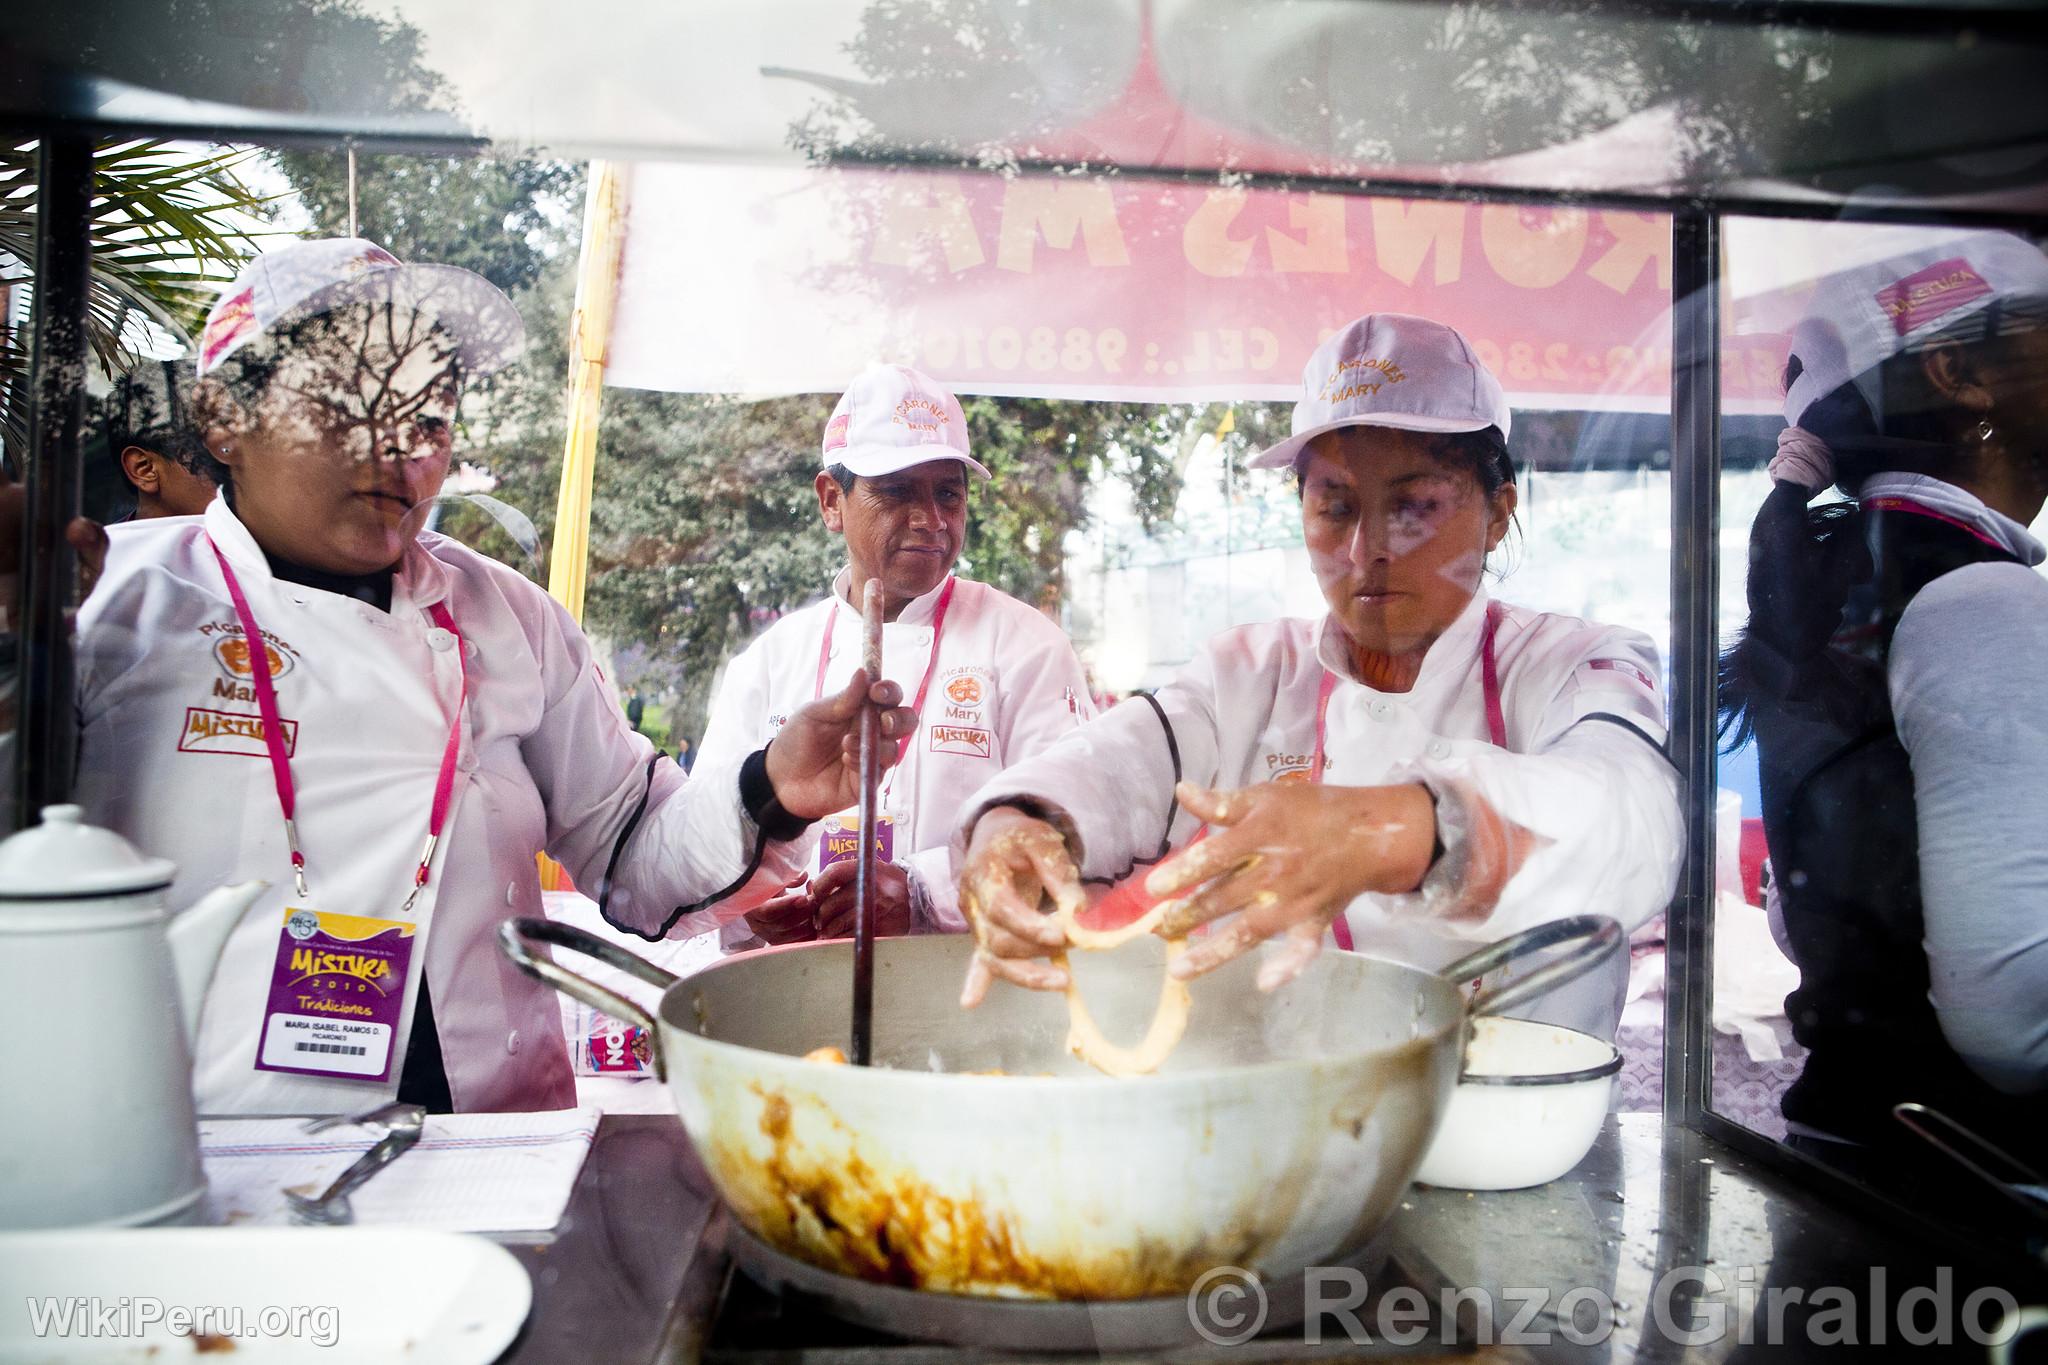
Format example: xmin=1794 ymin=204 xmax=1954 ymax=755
xmin=1413 ymin=1016 xmax=1621 ymax=1191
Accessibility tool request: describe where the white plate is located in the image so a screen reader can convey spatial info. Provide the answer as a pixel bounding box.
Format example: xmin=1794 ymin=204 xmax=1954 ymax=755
xmin=0 ymin=1227 xmax=530 ymax=1363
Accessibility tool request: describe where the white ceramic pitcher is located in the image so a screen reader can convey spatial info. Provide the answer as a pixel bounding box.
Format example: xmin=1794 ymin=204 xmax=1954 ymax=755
xmin=0 ymin=806 xmax=263 ymax=1228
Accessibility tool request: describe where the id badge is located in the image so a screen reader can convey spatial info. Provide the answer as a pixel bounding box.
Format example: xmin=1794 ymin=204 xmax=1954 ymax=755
xmin=817 ymin=811 xmax=894 ymax=872
xmin=253 ymin=908 xmax=417 ymax=1082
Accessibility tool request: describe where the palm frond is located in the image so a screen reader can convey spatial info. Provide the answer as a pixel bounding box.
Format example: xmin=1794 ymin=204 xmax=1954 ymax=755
xmin=0 ymin=139 xmax=280 ymax=459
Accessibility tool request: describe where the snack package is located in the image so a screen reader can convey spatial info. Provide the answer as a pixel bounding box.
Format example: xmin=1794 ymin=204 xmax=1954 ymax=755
xmin=570 ymin=1002 xmax=654 ymax=1076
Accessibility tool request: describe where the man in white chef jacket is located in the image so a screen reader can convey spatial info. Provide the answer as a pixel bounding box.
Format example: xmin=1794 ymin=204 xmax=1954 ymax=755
xmin=66 ymin=239 xmax=917 ymax=1115
xmin=695 ymin=365 xmax=1096 ymax=947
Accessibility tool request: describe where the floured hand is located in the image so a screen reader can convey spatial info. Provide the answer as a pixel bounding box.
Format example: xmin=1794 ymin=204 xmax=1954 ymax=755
xmin=1147 ymin=780 xmax=1436 ymax=990
xmin=957 ymin=806 xmax=1077 ymax=1006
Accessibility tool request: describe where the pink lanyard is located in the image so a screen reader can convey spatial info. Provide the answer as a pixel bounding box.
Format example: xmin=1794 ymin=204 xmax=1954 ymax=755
xmin=814 ymin=575 xmax=958 ymax=772
xmin=208 ymin=539 xmax=468 ymax=914
xmin=1324 ymin=601 xmax=1506 ymax=951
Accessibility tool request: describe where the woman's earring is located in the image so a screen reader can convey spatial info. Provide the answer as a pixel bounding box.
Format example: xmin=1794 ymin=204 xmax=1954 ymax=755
xmin=1977 ymin=418 xmax=1995 ymax=444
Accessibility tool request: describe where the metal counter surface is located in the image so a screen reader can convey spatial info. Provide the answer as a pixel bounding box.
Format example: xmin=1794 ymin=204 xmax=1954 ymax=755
xmin=496 ymin=1112 xmax=2045 ymax=1364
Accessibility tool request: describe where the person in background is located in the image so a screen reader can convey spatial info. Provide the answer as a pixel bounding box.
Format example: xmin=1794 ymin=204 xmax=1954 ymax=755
xmin=106 ymin=358 xmax=226 ymax=519
xmin=694 ymin=364 xmax=1096 ymax=948
xmin=1720 ymin=230 xmax=2048 ymax=1166
xmin=956 ymin=314 xmax=1682 ymax=1036
xmin=72 ymin=238 xmax=915 ymax=1116
xmin=675 ymin=735 xmax=695 ymax=773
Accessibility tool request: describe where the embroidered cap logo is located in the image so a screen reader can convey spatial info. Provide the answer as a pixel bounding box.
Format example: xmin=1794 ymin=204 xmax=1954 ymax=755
xmin=1874 ymin=258 xmax=1994 ymax=337
xmin=1317 ymin=355 xmax=1410 ymax=406
xmin=199 ymin=289 xmax=258 ymax=370
xmin=893 ymin=394 xmax=951 ymax=445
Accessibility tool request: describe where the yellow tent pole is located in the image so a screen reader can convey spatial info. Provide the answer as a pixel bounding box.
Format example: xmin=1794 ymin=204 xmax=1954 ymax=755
xmin=540 ymin=161 xmax=631 ymax=893
xmin=548 ymin=159 xmax=631 ymax=621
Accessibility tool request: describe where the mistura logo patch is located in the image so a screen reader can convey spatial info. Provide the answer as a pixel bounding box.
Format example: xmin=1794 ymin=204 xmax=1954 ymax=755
xmin=178 ymin=707 xmax=298 ymax=758
xmin=1875 ymin=258 xmax=1992 ymax=335
xmin=929 ymin=724 xmax=991 ymax=758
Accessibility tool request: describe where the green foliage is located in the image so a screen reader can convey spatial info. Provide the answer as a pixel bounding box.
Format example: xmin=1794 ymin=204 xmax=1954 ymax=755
xmin=0 ymin=140 xmax=274 ymax=458
xmin=271 ymin=150 xmax=578 ymax=295
xmin=575 ymin=386 xmax=848 ymax=737
xmin=780 ymin=0 xmax=1836 ymax=178
xmin=20 ymin=0 xmax=449 ymax=128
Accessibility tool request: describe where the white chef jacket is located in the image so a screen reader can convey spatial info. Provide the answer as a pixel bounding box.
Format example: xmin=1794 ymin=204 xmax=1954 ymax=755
xmin=75 ymin=498 xmax=804 ymax=1115
xmin=961 ymin=591 xmax=1684 ymax=1036
xmin=695 ymin=568 xmax=1095 ymax=941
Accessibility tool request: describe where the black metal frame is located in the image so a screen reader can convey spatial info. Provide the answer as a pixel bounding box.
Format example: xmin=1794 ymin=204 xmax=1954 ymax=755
xmin=6 ymin=102 xmax=2045 ymax=1257
xmin=10 ymin=136 xmax=91 ymax=828
xmin=10 ymin=114 xmax=2048 ymax=228
xmin=1665 ymin=207 xmax=1721 ymax=1134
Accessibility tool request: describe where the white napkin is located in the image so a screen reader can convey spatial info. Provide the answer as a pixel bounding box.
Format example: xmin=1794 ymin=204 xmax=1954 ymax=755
xmin=200 ymin=1107 xmax=598 ymax=1234
xmin=1615 ymin=897 xmax=1804 ymax=1063
xmin=1711 ymin=892 xmax=1803 ymax=1063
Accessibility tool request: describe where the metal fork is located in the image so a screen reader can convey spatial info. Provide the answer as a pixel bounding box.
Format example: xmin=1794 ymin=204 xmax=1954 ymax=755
xmin=284 ymin=1103 xmax=426 ymax=1225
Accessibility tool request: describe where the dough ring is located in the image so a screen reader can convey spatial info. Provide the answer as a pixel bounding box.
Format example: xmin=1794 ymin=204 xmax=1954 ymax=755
xmin=965 ymin=845 xmax=1192 ymax=1076
xmin=1059 ymin=940 xmax=1191 ymax=1077
xmin=1052 ymin=876 xmax=1192 ymax=1076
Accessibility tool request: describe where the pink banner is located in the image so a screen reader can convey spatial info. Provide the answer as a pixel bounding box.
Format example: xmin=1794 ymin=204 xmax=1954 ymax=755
xmin=607 ymin=163 xmax=1789 ymax=412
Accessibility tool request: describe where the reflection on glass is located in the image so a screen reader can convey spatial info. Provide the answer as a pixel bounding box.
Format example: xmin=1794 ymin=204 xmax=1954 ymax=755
xmin=16 ymin=141 xmax=1695 ymax=1135
xmin=595 ymin=167 xmax=1686 ymax=1071
xmin=1715 ymin=221 xmax=2048 ymax=1214
xmin=11 ymin=0 xmax=2048 ymax=213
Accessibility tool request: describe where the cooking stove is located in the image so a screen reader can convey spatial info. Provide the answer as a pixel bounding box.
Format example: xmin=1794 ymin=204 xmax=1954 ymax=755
xmin=674 ymin=1213 xmax=1477 ymax=1363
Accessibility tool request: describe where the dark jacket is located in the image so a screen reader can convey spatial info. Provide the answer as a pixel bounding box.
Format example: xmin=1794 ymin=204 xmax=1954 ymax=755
xmin=1752 ymin=501 xmax=2048 ymax=1158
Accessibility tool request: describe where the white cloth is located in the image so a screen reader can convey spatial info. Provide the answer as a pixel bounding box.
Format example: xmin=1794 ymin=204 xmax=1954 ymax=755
xmin=960 ymin=592 xmax=1684 ymax=1036
xmin=1889 ymin=558 xmax=2048 ymax=1095
xmin=1857 ymin=471 xmax=2047 ymax=565
xmin=1767 ymin=425 xmax=1836 ymax=494
xmin=694 ymin=569 xmax=1096 ymax=943
xmin=199 ymin=1108 xmax=597 ymax=1233
xmin=76 ymin=498 xmax=801 ymax=1116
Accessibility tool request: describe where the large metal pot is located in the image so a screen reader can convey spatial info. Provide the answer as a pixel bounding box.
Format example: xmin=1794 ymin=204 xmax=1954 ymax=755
xmin=501 ymin=914 xmax=1618 ymax=1301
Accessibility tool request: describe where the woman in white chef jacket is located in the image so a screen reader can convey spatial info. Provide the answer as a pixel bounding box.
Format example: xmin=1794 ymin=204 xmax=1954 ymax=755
xmin=72 ymin=239 xmax=915 ymax=1116
xmin=956 ymin=313 xmax=1684 ymax=1036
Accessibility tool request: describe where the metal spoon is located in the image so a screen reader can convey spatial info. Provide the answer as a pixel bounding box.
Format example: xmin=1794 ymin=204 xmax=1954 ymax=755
xmin=284 ymin=1103 xmax=426 ymax=1225
xmin=301 ymin=1098 xmax=418 ymax=1135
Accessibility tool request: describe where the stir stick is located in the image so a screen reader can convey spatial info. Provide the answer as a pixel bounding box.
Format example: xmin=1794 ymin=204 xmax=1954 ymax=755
xmin=850 ymin=578 xmax=885 ymax=1066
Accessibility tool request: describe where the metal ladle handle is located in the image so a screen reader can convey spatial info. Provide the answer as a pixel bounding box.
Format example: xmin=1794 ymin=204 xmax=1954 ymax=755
xmin=498 ymin=918 xmax=679 ymax=1080
xmin=1439 ymin=914 xmax=1623 ymax=1020
xmin=309 ymin=1113 xmax=424 ymax=1205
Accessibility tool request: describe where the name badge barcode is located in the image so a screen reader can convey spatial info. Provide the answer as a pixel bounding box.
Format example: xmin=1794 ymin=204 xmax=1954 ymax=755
xmin=296 ymin=1042 xmax=367 ymax=1056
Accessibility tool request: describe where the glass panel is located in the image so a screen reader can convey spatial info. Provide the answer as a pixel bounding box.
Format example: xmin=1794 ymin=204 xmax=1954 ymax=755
xmin=7 ymin=1 xmax=2047 ymax=209
xmin=8 ymin=143 xmax=1684 ymax=1117
xmin=1712 ymin=214 xmax=2048 ymax=1236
